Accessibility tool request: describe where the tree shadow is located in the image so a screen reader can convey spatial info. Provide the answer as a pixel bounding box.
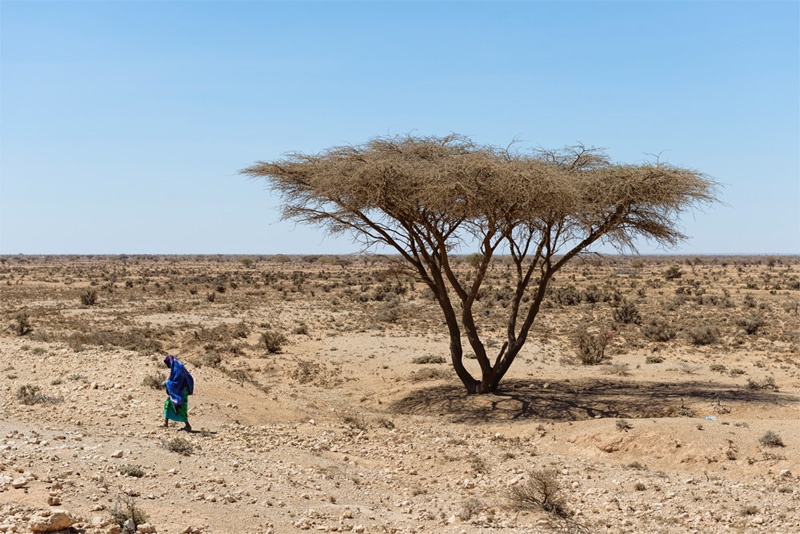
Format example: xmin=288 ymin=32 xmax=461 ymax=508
xmin=390 ymin=378 xmax=797 ymax=423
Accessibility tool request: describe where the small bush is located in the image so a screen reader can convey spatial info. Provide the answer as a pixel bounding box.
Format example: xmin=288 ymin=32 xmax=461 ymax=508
xmin=141 ymin=374 xmax=164 ymax=390
xmin=118 ymin=464 xmax=145 ymax=478
xmin=687 ymin=325 xmax=719 ymax=346
xmin=550 ymin=285 xmax=582 ymax=306
xmin=110 ymin=495 xmax=149 ymax=533
xmin=641 ymin=318 xmax=676 ymax=342
xmin=740 ymin=505 xmax=759 ymax=516
xmin=374 ymin=304 xmax=399 ymax=323
xmin=709 ymin=363 xmax=726 ymax=373
xmin=676 ymin=401 xmax=695 ymax=418
xmin=410 ymin=367 xmax=451 ymax=381
xmin=664 ymin=265 xmax=683 ymax=280
xmin=10 ymin=312 xmax=32 ymax=336
xmin=260 ymin=330 xmax=287 ymax=354
xmin=507 ymin=468 xmax=567 ymax=517
xmin=759 ymin=431 xmax=784 ymax=448
xmin=289 ymin=359 xmax=324 ymax=384
xmin=411 ymin=354 xmax=446 ymax=364
xmin=458 ymin=497 xmax=485 ymax=521
xmin=195 ymin=351 xmax=222 ymax=368
xmin=342 ymin=414 xmax=368 ymax=431
xmin=574 ymin=327 xmax=615 ymax=365
xmin=737 ymin=313 xmax=764 ymax=335
xmin=292 ymin=323 xmax=309 ymax=335
xmin=80 ymin=289 xmax=98 ymax=306
xmin=616 ymin=419 xmax=633 ymax=432
xmin=601 ymin=363 xmax=630 ymax=376
xmin=746 ymin=376 xmax=777 ymax=390
xmin=164 ymin=437 xmax=193 ymax=456
xmin=645 ymin=355 xmax=664 ymax=364
xmin=16 ymin=384 xmax=59 ymax=405
xmin=613 ymin=300 xmax=641 ymax=325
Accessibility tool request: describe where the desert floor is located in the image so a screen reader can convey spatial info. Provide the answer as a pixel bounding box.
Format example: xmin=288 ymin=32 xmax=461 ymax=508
xmin=1 ymin=254 xmax=798 ymax=534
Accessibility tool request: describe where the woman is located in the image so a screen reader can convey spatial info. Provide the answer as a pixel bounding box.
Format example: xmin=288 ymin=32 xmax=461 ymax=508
xmin=163 ymin=354 xmax=194 ymax=431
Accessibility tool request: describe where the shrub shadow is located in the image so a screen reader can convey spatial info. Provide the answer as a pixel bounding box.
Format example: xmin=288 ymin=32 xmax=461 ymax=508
xmin=390 ymin=378 xmax=797 ymax=423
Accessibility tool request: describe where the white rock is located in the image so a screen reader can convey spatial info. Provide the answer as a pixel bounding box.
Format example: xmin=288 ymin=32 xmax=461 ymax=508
xmin=29 ymin=510 xmax=77 ymax=533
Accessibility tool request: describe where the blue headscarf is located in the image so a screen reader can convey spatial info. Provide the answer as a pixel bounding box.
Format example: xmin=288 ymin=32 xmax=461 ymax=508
xmin=163 ymin=355 xmax=194 ymax=405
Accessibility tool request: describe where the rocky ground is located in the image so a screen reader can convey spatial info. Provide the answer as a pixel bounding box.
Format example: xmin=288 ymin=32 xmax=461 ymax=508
xmin=1 ymin=255 xmax=798 ymax=533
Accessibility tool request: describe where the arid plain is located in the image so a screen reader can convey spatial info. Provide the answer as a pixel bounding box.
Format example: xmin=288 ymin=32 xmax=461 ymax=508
xmin=1 ymin=255 xmax=798 ymax=533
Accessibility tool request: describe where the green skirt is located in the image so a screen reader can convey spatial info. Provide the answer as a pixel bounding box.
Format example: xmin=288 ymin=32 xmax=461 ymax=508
xmin=164 ymin=388 xmax=189 ymax=423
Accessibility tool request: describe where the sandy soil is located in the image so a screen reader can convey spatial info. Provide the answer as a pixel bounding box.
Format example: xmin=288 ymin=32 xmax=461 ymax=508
xmin=0 ymin=254 xmax=798 ymax=533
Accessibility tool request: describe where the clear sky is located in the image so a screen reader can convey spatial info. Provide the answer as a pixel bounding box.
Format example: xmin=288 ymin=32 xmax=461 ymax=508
xmin=1 ymin=1 xmax=798 ymax=255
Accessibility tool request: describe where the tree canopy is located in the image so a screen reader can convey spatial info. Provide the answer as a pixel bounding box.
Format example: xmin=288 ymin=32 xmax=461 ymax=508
xmin=243 ymin=134 xmax=717 ymax=393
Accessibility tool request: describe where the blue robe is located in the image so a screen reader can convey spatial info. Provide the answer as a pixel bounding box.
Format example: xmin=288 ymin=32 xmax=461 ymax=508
xmin=165 ymin=359 xmax=194 ymax=407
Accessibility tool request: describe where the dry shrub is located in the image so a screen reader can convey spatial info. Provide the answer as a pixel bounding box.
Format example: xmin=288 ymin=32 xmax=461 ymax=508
xmin=16 ymin=384 xmax=60 ymax=405
xmin=550 ymin=285 xmax=582 ymax=306
xmin=10 ymin=311 xmax=32 ymax=336
xmin=687 ymin=325 xmax=719 ymax=346
xmin=118 ymin=464 xmax=145 ymax=478
xmin=187 ymin=323 xmax=248 ymax=347
xmin=411 ymin=354 xmax=446 ymax=364
xmin=374 ymin=302 xmax=399 ymax=323
xmin=676 ymin=400 xmax=695 ymax=417
xmin=193 ymin=351 xmax=222 ymax=368
xmin=458 ymin=497 xmax=485 ymax=521
xmin=110 ymin=495 xmax=149 ymax=533
xmin=80 ymin=289 xmax=98 ymax=306
xmin=507 ymin=468 xmax=568 ymax=517
xmin=260 ymin=330 xmax=287 ymax=354
xmin=616 ymin=419 xmax=633 ymax=432
xmin=746 ymin=376 xmax=777 ymax=390
xmin=641 ymin=318 xmax=676 ymax=342
xmin=66 ymin=328 xmax=163 ymax=353
xmin=292 ymin=322 xmax=309 ymax=335
xmin=737 ymin=313 xmax=764 ymax=335
xmin=342 ymin=414 xmax=368 ymax=431
xmin=612 ymin=300 xmax=641 ymax=325
xmin=164 ymin=437 xmax=193 ymax=456
xmin=410 ymin=367 xmax=451 ymax=381
xmin=288 ymin=358 xmax=340 ymax=387
xmin=664 ymin=265 xmax=683 ymax=280
xmin=141 ymin=374 xmax=164 ymax=390
xmin=601 ymin=363 xmax=630 ymax=376
xmin=759 ymin=431 xmax=784 ymax=448
xmin=574 ymin=326 xmax=614 ymax=365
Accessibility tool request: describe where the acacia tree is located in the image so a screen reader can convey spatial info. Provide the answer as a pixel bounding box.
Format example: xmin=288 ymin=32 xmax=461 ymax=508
xmin=243 ymin=134 xmax=716 ymax=394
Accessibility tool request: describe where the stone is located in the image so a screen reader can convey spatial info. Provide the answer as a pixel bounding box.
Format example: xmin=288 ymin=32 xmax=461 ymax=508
xmin=10 ymin=478 xmax=27 ymax=489
xmin=110 ymin=450 xmax=124 ymax=458
xmin=29 ymin=510 xmax=77 ymax=533
xmin=136 ymin=523 xmax=157 ymax=533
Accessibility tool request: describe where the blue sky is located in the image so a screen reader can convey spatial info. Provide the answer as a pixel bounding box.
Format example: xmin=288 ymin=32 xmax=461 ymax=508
xmin=1 ymin=1 xmax=798 ymax=255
